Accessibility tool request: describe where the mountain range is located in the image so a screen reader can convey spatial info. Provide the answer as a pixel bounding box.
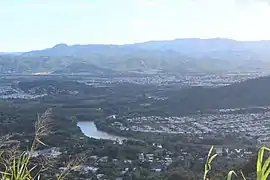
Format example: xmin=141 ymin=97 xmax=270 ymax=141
xmin=1 ymin=38 xmax=270 ymax=74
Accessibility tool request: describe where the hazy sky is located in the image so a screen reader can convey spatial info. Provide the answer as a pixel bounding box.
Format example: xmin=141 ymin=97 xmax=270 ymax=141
xmin=1 ymin=0 xmax=270 ymax=52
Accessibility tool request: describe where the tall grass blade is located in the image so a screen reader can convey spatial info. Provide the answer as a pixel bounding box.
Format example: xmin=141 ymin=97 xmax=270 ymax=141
xmin=36 ymin=138 xmax=47 ymax=146
xmin=257 ymin=147 xmax=270 ymax=180
xmin=203 ymin=146 xmax=217 ymax=180
xmin=257 ymin=147 xmax=264 ymax=180
xmin=208 ymin=146 xmax=214 ymax=158
xmin=261 ymin=156 xmax=270 ymax=177
xmin=240 ymin=170 xmax=246 ymax=180
xmin=208 ymin=154 xmax=218 ymax=169
xmin=227 ymin=170 xmax=237 ymax=180
xmin=264 ymin=168 xmax=270 ymax=180
xmin=203 ymin=170 xmax=209 ymax=180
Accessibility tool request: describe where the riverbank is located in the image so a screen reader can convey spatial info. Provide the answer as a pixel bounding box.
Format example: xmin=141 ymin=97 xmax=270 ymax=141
xmin=77 ymin=121 xmax=127 ymax=142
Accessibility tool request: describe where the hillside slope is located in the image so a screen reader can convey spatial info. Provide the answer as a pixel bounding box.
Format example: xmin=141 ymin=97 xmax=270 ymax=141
xmin=163 ymin=76 xmax=270 ymax=114
xmin=1 ymin=38 xmax=270 ymax=74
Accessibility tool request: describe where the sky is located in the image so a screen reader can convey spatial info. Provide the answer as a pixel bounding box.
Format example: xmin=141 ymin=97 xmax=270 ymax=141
xmin=1 ymin=0 xmax=270 ymax=52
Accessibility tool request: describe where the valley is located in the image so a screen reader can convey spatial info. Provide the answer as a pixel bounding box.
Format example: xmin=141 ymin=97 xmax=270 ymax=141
xmin=0 ymin=70 xmax=269 ymax=179
xmin=0 ymin=39 xmax=270 ymax=180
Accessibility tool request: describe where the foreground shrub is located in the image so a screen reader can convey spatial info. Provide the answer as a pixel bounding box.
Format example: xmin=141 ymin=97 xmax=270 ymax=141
xmin=0 ymin=109 xmax=78 ymax=180
xmin=204 ymin=146 xmax=270 ymax=180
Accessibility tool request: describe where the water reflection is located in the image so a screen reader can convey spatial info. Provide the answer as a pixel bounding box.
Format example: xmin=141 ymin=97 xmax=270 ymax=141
xmin=77 ymin=121 xmax=126 ymax=142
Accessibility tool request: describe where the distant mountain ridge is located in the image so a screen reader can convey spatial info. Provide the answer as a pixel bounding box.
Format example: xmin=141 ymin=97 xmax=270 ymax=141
xmin=1 ymin=38 xmax=270 ymax=74
xmin=23 ymin=38 xmax=270 ymax=57
xmin=131 ymin=38 xmax=270 ymax=52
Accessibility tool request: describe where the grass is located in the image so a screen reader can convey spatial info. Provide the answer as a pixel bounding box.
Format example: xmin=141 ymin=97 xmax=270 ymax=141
xmin=204 ymin=146 xmax=270 ymax=180
xmin=0 ymin=109 xmax=79 ymax=180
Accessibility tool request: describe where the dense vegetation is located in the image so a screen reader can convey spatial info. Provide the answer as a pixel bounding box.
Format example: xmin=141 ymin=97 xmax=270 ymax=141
xmin=162 ymin=76 xmax=270 ymax=112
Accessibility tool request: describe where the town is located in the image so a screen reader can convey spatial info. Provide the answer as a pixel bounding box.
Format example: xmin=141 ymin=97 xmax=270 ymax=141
xmin=0 ymin=71 xmax=269 ymax=99
xmin=109 ymin=111 xmax=270 ymax=145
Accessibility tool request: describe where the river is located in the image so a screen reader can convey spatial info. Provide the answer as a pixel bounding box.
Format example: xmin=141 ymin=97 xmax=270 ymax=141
xmin=77 ymin=121 xmax=127 ymax=142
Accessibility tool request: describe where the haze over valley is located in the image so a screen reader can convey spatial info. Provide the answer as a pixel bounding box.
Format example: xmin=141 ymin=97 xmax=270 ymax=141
xmin=1 ymin=0 xmax=270 ymax=179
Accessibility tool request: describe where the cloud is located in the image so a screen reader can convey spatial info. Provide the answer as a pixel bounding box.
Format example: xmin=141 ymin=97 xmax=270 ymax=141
xmin=140 ymin=1 xmax=156 ymax=6
xmin=0 ymin=2 xmax=93 ymax=11
xmin=234 ymin=0 xmax=270 ymax=5
xmin=134 ymin=0 xmax=158 ymax=7
xmin=256 ymin=0 xmax=270 ymax=3
xmin=128 ymin=19 xmax=149 ymax=26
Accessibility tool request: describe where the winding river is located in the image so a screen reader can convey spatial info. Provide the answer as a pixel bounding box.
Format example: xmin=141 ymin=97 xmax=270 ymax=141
xmin=77 ymin=121 xmax=127 ymax=142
